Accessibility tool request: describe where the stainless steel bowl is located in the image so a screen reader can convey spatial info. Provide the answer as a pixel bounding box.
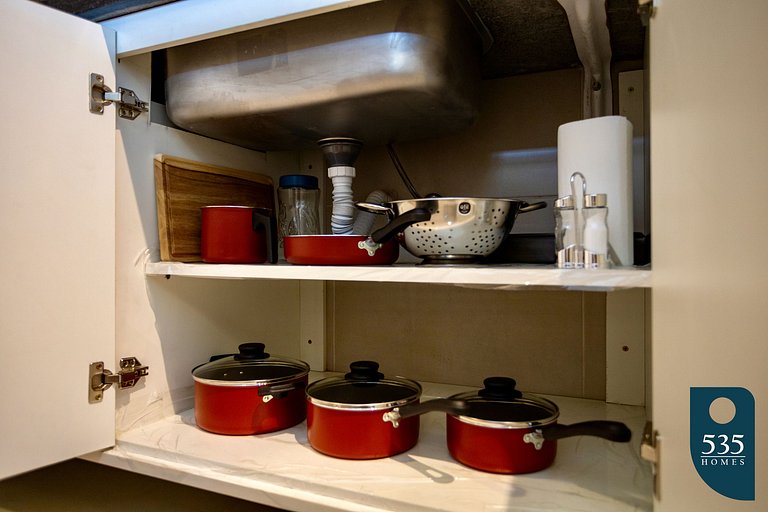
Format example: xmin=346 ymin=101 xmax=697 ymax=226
xmin=358 ymin=198 xmax=546 ymax=263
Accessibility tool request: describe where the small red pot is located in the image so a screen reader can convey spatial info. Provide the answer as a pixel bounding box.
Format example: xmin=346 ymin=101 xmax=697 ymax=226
xmin=305 ymin=361 xmax=422 ymax=459
xmin=192 ymin=343 xmax=309 ymax=435
xmin=201 ymin=206 xmax=276 ymax=263
xmin=444 ymin=377 xmax=632 ymax=474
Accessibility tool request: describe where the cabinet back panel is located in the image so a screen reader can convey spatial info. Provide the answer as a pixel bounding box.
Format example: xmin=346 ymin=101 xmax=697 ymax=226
xmin=328 ymin=283 xmax=606 ymax=399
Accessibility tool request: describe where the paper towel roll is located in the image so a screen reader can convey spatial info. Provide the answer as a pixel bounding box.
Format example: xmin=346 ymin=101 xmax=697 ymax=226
xmin=558 ymin=116 xmax=634 ymax=266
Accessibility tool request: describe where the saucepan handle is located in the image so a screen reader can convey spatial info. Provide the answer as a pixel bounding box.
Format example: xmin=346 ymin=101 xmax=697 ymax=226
xmin=518 ymin=201 xmax=548 ymax=214
xmin=541 ymin=420 xmax=632 ymax=443
xmin=252 ymin=207 xmax=277 ymax=263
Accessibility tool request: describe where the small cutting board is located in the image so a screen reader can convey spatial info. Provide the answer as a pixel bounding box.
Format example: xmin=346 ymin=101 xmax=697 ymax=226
xmin=154 ymin=154 xmax=275 ymax=262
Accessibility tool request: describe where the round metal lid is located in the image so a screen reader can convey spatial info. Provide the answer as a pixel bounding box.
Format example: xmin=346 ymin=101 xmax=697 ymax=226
xmin=306 ymin=361 xmax=421 ymax=411
xmin=192 ymin=342 xmax=310 ymax=387
xmin=449 ymin=377 xmax=559 ymax=429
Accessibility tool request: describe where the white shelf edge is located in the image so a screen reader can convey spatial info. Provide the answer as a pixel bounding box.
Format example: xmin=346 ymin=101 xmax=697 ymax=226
xmin=86 ymin=378 xmax=652 ymax=512
xmin=144 ymin=261 xmax=651 ymax=291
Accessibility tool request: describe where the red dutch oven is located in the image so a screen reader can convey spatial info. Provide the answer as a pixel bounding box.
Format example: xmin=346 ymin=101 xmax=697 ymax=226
xmin=443 ymin=377 xmax=631 ymax=474
xmin=192 ymin=343 xmax=309 ymax=435
xmin=305 ymin=361 xmax=427 ymax=459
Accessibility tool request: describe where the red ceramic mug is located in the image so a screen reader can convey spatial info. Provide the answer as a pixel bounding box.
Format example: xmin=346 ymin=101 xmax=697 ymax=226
xmin=201 ymin=206 xmax=276 ymax=263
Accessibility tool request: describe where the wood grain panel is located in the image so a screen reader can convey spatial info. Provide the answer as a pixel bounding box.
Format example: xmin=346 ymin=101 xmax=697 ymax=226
xmin=154 ymin=154 xmax=274 ymax=261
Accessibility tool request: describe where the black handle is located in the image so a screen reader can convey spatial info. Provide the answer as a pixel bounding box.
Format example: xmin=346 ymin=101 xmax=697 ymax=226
xmin=234 ymin=342 xmax=270 ymax=361
xmin=344 ymin=361 xmax=385 ymax=381
xmin=541 ymin=420 xmax=632 ymax=443
xmin=518 ymin=201 xmax=547 ymax=214
xmin=393 ymin=398 xmax=469 ymax=420
xmin=478 ymin=377 xmax=523 ymax=400
xmin=370 ymin=207 xmax=432 ymax=244
xmin=252 ymin=207 xmax=277 ymax=264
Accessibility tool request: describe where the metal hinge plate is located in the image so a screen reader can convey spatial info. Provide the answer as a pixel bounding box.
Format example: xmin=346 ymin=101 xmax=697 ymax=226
xmin=640 ymin=420 xmax=660 ymax=499
xmin=89 ymin=73 xmax=148 ymax=120
xmin=637 ymin=0 xmax=655 ymax=26
xmin=89 ymin=357 xmax=149 ymax=403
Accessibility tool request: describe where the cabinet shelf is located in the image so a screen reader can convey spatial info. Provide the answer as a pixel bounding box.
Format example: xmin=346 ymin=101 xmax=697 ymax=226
xmin=145 ymin=261 xmax=651 ymax=291
xmin=87 ymin=377 xmax=651 ymax=512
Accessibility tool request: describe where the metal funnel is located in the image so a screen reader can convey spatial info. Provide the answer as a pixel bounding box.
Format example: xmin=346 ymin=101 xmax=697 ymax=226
xmin=318 ymin=137 xmax=363 ymax=167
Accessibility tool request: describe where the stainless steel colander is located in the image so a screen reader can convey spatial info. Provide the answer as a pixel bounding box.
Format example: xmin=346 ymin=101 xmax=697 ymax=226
xmin=357 ymin=197 xmax=546 ymax=263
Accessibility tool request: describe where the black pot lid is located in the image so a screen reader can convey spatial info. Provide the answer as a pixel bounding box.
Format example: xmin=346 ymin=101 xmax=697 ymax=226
xmin=192 ymin=342 xmax=310 ymax=387
xmin=306 ymin=361 xmax=421 ymax=410
xmin=449 ymin=377 xmax=560 ymax=429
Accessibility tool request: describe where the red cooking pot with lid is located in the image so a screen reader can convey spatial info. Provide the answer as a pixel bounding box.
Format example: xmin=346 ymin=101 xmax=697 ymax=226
xmin=305 ymin=361 xmax=423 ymax=459
xmin=192 ymin=342 xmax=310 ymax=435
xmin=443 ymin=377 xmax=632 ymax=474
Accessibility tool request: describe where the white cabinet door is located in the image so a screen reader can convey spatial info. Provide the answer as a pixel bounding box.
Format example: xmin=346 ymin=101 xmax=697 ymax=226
xmin=650 ymin=1 xmax=768 ymax=510
xmin=0 ymin=0 xmax=116 ymax=479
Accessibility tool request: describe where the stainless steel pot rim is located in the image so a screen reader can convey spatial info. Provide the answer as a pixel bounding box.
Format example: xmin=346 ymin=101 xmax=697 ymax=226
xmin=448 ymin=393 xmax=560 ymax=429
xmin=193 ymin=369 xmax=309 ymax=387
xmin=307 ymin=395 xmax=420 ymax=411
xmin=388 ymin=197 xmax=525 ymax=203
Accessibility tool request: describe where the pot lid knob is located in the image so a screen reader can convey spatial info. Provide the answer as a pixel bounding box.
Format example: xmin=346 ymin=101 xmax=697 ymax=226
xmin=345 ymin=360 xmax=384 ymax=381
xmin=479 ymin=376 xmax=523 ymax=400
xmin=234 ymin=342 xmax=270 ymax=360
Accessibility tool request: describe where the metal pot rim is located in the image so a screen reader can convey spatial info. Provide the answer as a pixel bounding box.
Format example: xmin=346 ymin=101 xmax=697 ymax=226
xmin=306 ymin=376 xmax=422 ymax=410
xmin=193 ymin=370 xmax=309 ymax=387
xmin=447 ymin=392 xmax=560 ymax=429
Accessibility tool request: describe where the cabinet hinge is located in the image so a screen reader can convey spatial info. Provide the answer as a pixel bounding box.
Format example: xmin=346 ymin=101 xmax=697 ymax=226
xmin=640 ymin=420 xmax=660 ymax=499
xmin=637 ymin=0 xmax=655 ymax=26
xmin=89 ymin=72 xmax=148 ymax=120
xmin=89 ymin=357 xmax=149 ymax=403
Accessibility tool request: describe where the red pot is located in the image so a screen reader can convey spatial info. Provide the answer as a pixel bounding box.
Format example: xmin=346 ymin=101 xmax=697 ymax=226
xmin=305 ymin=361 xmax=422 ymax=459
xmin=192 ymin=343 xmax=309 ymax=435
xmin=444 ymin=377 xmax=632 ymax=474
xmin=284 ymin=207 xmax=430 ymax=265
xmin=284 ymin=235 xmax=399 ymax=265
xmin=201 ymin=206 xmax=276 ymax=263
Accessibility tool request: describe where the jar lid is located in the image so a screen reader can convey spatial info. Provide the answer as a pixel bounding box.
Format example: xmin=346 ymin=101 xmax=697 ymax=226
xmin=306 ymin=361 xmax=421 ymax=410
xmin=192 ymin=342 xmax=309 ymax=387
xmin=279 ymin=174 xmax=319 ymax=189
xmin=448 ymin=377 xmax=559 ymax=429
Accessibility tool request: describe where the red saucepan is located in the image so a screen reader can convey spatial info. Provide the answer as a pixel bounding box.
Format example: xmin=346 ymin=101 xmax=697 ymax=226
xmin=305 ymin=361 xmax=466 ymax=459
xmin=283 ymin=208 xmax=431 ymax=265
xmin=192 ymin=343 xmax=309 ymax=435
xmin=201 ymin=206 xmax=277 ymax=263
xmin=386 ymin=376 xmax=632 ymax=474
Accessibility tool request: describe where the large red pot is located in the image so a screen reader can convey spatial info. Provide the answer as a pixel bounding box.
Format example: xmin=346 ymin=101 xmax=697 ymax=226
xmin=444 ymin=377 xmax=631 ymax=474
xmin=192 ymin=343 xmax=309 ymax=435
xmin=305 ymin=361 xmax=423 ymax=459
xmin=201 ymin=206 xmax=276 ymax=263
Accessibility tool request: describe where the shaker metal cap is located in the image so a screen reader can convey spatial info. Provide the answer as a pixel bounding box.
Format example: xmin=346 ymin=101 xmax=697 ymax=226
xmin=554 ymin=195 xmax=575 ymax=209
xmin=584 ymin=193 xmax=607 ymax=208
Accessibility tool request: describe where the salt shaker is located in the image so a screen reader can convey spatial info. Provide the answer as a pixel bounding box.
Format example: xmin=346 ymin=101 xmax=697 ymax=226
xmin=554 ymin=195 xmax=581 ymax=268
xmin=583 ymin=193 xmax=610 ymax=268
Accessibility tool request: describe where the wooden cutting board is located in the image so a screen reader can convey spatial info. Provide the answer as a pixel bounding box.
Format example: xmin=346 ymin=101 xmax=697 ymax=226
xmin=154 ymin=154 xmax=275 ymax=262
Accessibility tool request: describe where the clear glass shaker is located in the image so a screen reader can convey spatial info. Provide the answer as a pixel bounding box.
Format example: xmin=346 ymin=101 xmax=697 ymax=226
xmin=278 ymin=175 xmax=320 ymax=244
xmin=583 ymin=193 xmax=610 ymax=268
xmin=554 ymin=195 xmax=582 ymax=268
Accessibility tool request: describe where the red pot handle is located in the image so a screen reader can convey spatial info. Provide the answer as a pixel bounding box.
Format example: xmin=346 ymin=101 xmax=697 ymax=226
xmin=542 ymin=420 xmax=632 ymax=443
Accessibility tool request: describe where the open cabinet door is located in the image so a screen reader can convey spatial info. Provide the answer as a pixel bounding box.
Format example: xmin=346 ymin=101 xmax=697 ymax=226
xmin=0 ymin=0 xmax=117 ymax=479
xmin=650 ymin=1 xmax=768 ymax=510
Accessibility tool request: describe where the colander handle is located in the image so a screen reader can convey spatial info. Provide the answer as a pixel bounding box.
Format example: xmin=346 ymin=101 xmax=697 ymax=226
xmin=356 ymin=202 xmax=393 ymax=216
xmin=370 ymin=208 xmax=431 ymax=244
xmin=518 ymin=201 xmax=547 ymax=213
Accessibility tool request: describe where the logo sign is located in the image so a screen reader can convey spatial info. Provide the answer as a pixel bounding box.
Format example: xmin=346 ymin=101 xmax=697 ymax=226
xmin=690 ymin=387 xmax=755 ymax=501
